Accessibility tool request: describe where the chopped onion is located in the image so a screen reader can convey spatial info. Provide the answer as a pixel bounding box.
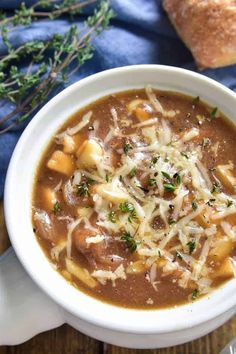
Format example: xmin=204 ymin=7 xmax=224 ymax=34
xmin=51 ymin=241 xmax=66 ymax=260
xmin=72 ymin=171 xmax=81 ymax=186
xmin=54 ymin=180 xmax=62 ymax=192
xmin=66 ymin=218 xmax=82 ymax=258
xmin=63 ymin=179 xmax=77 ymax=205
xmin=67 ymin=111 xmax=92 ymax=135
xmin=34 ymin=209 xmax=54 ymax=242
xmin=196 ymin=160 xmax=212 ymax=189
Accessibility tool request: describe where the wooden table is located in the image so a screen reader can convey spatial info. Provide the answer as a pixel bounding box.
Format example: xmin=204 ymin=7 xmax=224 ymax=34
xmin=0 ymin=202 xmax=235 ymax=354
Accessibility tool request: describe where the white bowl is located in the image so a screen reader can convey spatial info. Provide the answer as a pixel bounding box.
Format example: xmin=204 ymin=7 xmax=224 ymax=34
xmin=4 ymin=65 xmax=236 ymax=348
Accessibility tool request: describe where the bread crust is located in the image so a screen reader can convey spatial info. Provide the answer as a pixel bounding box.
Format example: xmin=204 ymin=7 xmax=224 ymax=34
xmin=163 ymin=0 xmax=236 ymax=69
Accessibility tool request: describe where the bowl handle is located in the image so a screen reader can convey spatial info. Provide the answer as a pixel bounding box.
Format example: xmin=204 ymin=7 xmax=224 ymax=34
xmin=0 ymin=248 xmax=64 ymax=345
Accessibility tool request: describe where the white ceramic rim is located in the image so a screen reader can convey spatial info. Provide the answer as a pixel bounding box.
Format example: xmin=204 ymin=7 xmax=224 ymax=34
xmin=4 ymin=65 xmax=236 ymax=334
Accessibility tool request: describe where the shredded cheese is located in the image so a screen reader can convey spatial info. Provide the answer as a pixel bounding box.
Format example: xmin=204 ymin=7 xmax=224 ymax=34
xmin=48 ymin=86 xmax=236 ymax=298
xmin=92 ymin=264 xmax=126 ymax=286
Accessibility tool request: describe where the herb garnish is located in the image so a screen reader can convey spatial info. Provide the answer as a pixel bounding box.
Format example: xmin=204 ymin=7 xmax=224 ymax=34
xmin=191 ymin=289 xmax=199 ymax=300
xmin=211 ymin=182 xmax=221 ymax=194
xmin=129 ymin=167 xmax=137 ymax=178
xmin=105 ymin=174 xmax=110 ymax=183
xmin=164 ymin=183 xmax=176 ymax=192
xmin=206 ymin=198 xmax=216 ymax=207
xmin=76 ymin=178 xmax=94 ymax=197
xmin=123 ymin=143 xmax=133 ymax=155
xmin=119 ymin=201 xmax=137 ymax=223
xmin=192 ymin=200 xmax=198 ymax=210
xmin=119 ymin=201 xmax=135 ymax=213
xmin=173 ymin=172 xmax=182 ymax=185
xmin=52 ymin=201 xmax=61 ymax=214
xmin=210 ymin=107 xmax=218 ymax=119
xmin=192 ymin=96 xmax=200 ymax=105
xmin=150 ymin=156 xmax=159 ymax=166
xmin=176 ymin=251 xmax=183 ymax=260
xmin=168 ymin=218 xmax=176 ymax=225
xmin=121 ymin=231 xmax=138 ymax=252
xmin=148 ymin=178 xmax=157 ymax=187
xmin=161 ymin=171 xmax=171 ymax=180
xmin=108 ymin=211 xmax=116 ymax=223
xmin=181 ymin=152 xmax=189 ymax=159
xmin=162 ymin=171 xmax=181 ymax=192
xmin=186 ymin=240 xmax=196 ymax=254
xmin=227 ymin=200 xmax=234 ymax=208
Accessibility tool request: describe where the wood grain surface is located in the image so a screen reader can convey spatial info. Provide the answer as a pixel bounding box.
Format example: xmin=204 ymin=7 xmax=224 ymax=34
xmin=0 ymin=200 xmax=235 ymax=354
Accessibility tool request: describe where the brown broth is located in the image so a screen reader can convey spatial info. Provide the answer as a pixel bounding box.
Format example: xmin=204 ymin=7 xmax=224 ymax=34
xmin=32 ymin=89 xmax=236 ymax=309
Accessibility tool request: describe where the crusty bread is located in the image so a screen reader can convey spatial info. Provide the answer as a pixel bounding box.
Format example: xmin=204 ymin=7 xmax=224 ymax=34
xmin=163 ymin=0 xmax=236 ymax=69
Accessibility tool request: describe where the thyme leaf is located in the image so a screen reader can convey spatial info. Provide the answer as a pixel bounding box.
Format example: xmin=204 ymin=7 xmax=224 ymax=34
xmin=121 ymin=231 xmax=138 ymax=253
xmin=210 ymin=107 xmax=218 ymax=119
xmin=129 ymin=167 xmax=137 ymax=178
xmin=164 ymin=183 xmax=176 ymax=192
xmin=108 ymin=211 xmax=116 ymax=223
xmin=123 ymin=143 xmax=133 ymax=155
xmin=52 ymin=201 xmax=61 ymax=213
xmin=0 ymin=0 xmax=114 ymax=134
xmin=187 ymin=240 xmax=196 ymax=254
xmin=192 ymin=289 xmax=199 ymax=300
xmin=192 ymin=200 xmax=198 ymax=210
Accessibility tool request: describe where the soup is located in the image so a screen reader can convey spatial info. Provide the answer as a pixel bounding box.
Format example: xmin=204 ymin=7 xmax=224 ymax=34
xmin=32 ymin=87 xmax=236 ymax=309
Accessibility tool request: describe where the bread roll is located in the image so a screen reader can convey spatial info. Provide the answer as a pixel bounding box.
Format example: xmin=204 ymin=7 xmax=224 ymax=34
xmin=163 ymin=0 xmax=236 ymax=69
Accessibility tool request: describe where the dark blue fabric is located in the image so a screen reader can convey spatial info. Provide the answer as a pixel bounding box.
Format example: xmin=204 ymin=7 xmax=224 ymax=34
xmin=0 ymin=0 xmax=236 ymax=198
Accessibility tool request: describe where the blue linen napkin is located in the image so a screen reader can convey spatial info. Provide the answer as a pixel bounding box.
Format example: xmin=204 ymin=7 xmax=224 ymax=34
xmin=0 ymin=0 xmax=236 ymax=199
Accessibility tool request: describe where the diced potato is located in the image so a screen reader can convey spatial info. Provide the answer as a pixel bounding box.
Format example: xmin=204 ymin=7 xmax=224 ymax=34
xmin=47 ymin=150 xmax=75 ymax=176
xmin=127 ymin=99 xmax=152 ymax=121
xmin=209 ymin=237 xmax=233 ymax=261
xmin=195 ymin=213 xmax=211 ymax=228
xmin=61 ymin=269 xmax=72 ymax=281
xmin=211 ymin=257 xmax=235 ymax=280
xmin=77 ymin=207 xmax=92 ymax=218
xmin=41 ymin=187 xmax=57 ymax=211
xmin=215 ymin=163 xmax=236 ymax=192
xmin=62 ymin=133 xmax=83 ymax=154
xmin=135 ymin=106 xmax=150 ymax=121
xmin=156 ymin=258 xmax=166 ymax=268
xmin=93 ymin=183 xmax=129 ymax=204
xmin=126 ymin=260 xmax=147 ymax=274
xmin=76 ymin=139 xmax=103 ymax=169
xmin=65 ymin=258 xmax=98 ymax=288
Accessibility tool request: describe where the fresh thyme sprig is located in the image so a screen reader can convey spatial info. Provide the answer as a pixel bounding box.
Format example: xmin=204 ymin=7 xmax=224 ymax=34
xmin=0 ymin=0 xmax=96 ymax=28
xmin=0 ymin=0 xmax=114 ymax=134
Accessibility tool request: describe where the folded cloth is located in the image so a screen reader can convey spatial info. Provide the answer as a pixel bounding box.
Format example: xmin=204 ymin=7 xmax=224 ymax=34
xmin=0 ymin=0 xmax=236 ymax=199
